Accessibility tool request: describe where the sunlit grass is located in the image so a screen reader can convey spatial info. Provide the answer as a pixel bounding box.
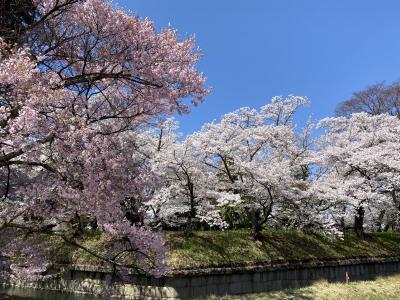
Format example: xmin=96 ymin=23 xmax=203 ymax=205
xmin=203 ymin=274 xmax=400 ymax=299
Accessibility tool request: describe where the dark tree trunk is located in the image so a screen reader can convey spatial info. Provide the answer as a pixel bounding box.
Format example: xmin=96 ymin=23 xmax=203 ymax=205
xmin=340 ymin=206 xmax=346 ymax=231
xmin=185 ymin=216 xmax=192 ymax=237
xmin=185 ymin=181 xmax=196 ymax=237
xmin=340 ymin=217 xmax=345 ymax=231
xmin=249 ymin=208 xmax=262 ymax=240
xmin=354 ymin=206 xmax=365 ymax=238
xmin=384 ymin=224 xmax=390 ymax=232
xmin=396 ymin=191 xmax=400 ymax=232
xmin=375 ymin=210 xmax=386 ymax=232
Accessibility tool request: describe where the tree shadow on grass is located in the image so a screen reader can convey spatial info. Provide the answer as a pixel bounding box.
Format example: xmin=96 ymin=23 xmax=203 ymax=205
xmin=258 ymin=231 xmax=338 ymax=262
xmin=257 ymin=230 xmax=400 ymax=263
xmin=204 ymin=288 xmax=316 ymax=299
xmin=238 ymin=289 xmax=315 ymax=299
xmin=167 ymin=231 xmax=242 ymax=268
xmin=189 ymin=233 xmax=234 ymax=265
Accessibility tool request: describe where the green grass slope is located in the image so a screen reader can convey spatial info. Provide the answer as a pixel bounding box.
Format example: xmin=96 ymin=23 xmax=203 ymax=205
xmin=166 ymin=229 xmax=400 ymax=270
xmin=48 ymin=229 xmax=400 ymax=270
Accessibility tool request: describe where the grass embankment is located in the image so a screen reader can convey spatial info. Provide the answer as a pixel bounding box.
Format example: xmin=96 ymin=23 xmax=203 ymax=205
xmin=203 ymin=274 xmax=400 ymax=300
xmin=51 ymin=229 xmax=400 ymax=270
xmin=166 ymin=230 xmax=400 ymax=270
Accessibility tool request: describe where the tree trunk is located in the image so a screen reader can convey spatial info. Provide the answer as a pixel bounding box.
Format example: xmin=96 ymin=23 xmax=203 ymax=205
xmin=250 ymin=208 xmax=262 ymax=240
xmin=375 ymin=210 xmax=386 ymax=232
xmin=340 ymin=206 xmax=346 ymax=231
xmin=393 ymin=190 xmax=400 ymax=231
xmin=384 ymin=224 xmax=390 ymax=232
xmin=185 ymin=181 xmax=195 ymax=237
xmin=354 ymin=206 xmax=365 ymax=239
xmin=185 ymin=215 xmax=193 ymax=237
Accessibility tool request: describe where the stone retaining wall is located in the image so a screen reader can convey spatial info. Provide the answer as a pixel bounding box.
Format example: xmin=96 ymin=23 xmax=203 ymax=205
xmin=2 ymin=257 xmax=400 ymax=299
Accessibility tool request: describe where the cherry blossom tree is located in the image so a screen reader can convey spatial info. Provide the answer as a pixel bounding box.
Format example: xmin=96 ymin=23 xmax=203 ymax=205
xmin=0 ymin=0 xmax=208 ymax=278
xmin=316 ymin=113 xmax=400 ymax=237
xmin=149 ymin=134 xmax=226 ymax=235
xmin=116 ymin=118 xmax=181 ymax=226
xmin=192 ymin=95 xmax=315 ymax=238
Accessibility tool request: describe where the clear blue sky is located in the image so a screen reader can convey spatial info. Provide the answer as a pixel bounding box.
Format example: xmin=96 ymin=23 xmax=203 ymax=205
xmin=117 ymin=0 xmax=400 ymax=135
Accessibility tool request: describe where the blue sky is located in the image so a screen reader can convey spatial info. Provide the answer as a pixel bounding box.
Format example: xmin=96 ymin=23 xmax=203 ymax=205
xmin=117 ymin=0 xmax=400 ymax=135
